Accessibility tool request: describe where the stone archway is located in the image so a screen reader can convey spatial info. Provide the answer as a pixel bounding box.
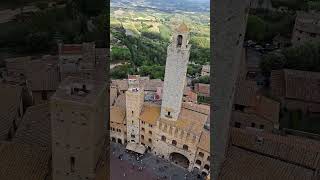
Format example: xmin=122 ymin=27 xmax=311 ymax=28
xmin=169 ymin=152 xmax=190 ymax=169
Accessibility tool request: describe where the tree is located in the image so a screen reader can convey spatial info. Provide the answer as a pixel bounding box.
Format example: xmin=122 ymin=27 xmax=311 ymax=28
xmin=260 ymin=41 xmax=320 ymax=75
xmin=246 ymin=15 xmax=267 ymax=42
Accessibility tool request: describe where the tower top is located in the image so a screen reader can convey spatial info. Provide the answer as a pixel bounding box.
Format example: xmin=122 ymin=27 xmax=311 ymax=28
xmin=177 ymin=23 xmax=189 ymax=33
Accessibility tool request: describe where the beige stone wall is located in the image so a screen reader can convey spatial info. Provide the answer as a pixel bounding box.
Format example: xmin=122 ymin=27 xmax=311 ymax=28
xmin=292 ymin=12 xmax=320 ymax=46
xmin=193 ymin=148 xmax=210 ymax=174
xmin=139 ymin=121 xmax=155 ymax=149
xmin=126 ymin=89 xmax=144 ymax=143
xmin=110 ymin=122 xmax=126 ymax=144
xmin=153 ymin=120 xmax=200 ymax=171
xmin=51 ymin=89 xmax=106 ymax=180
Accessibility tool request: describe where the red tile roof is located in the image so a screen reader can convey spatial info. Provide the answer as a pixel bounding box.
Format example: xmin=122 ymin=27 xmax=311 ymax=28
xmin=12 ymin=103 xmax=51 ymax=148
xmin=219 ymin=146 xmax=314 ymax=180
xmin=0 ymin=142 xmax=50 ymax=180
xmin=271 ymin=69 xmax=320 ymax=103
xmin=61 ymin=44 xmax=82 ymax=54
xmin=194 ymin=83 xmax=210 ymax=97
xmin=234 ymin=80 xmax=258 ymax=106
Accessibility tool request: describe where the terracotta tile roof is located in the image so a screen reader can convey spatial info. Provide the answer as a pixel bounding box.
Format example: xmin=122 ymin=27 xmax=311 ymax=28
xmin=183 ymin=89 xmax=198 ymax=102
xmin=13 ymin=103 xmax=51 ymax=148
xmin=219 ymin=146 xmax=314 ymax=180
xmin=139 ymin=103 xmax=161 ymax=125
xmin=194 ymin=83 xmax=210 ymax=96
xmin=0 ymin=142 xmax=50 ymax=180
xmin=229 ymin=127 xmax=320 ymax=169
xmin=110 ymin=106 xmax=126 ymax=124
xmin=234 ymin=80 xmax=258 ymax=106
xmin=5 ymin=56 xmax=31 ymax=75
xmin=61 ymin=44 xmax=82 ymax=54
xmin=144 ymin=79 xmax=163 ymax=91
xmin=114 ymin=93 xmax=126 ymax=109
xmin=255 ymin=96 xmax=280 ymax=123
xmin=271 ymin=69 xmax=320 ymax=103
xmin=161 ymin=107 xmax=208 ymax=136
xmin=284 ymin=69 xmax=320 ymax=102
xmin=0 ymin=83 xmax=22 ymax=139
xmin=25 ymin=57 xmax=60 ymax=91
xmin=182 ymin=102 xmax=210 ymax=115
xmin=270 ymin=70 xmax=285 ymax=97
xmin=231 ymin=111 xmax=274 ymax=128
xmin=197 ymin=129 xmax=210 ymax=152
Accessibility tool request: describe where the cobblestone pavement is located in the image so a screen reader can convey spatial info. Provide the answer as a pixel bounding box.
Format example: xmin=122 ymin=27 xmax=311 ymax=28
xmin=110 ymin=142 xmax=206 ymax=180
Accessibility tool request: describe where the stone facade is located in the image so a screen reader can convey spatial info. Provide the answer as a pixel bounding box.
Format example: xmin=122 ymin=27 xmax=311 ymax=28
xmin=161 ymin=24 xmax=191 ymax=121
xmin=201 ymin=65 xmax=210 ymax=76
xmin=125 ymin=75 xmax=144 ymax=143
xmin=50 ymin=77 xmax=107 ymax=180
xmin=212 ymin=0 xmax=251 ymax=178
xmin=110 ymin=24 xmax=210 ymax=177
xmin=292 ymin=11 xmax=320 ymax=46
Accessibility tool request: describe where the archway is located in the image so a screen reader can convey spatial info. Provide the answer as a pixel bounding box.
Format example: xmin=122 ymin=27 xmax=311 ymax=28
xmin=111 ymin=137 xmax=116 ymax=142
xmin=169 ymin=152 xmax=190 ymax=169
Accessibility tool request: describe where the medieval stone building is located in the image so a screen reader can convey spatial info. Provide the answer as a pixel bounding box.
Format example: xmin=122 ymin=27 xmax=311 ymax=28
xmin=51 ymin=77 xmax=107 ymax=180
xmin=110 ymin=23 xmax=210 ymax=176
xmin=292 ymin=11 xmax=320 ymax=46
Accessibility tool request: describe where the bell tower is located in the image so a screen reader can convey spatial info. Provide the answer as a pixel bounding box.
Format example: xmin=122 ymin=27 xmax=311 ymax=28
xmin=160 ymin=23 xmax=191 ymax=121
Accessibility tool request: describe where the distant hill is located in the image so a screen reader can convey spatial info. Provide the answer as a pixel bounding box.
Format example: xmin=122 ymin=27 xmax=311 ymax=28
xmin=110 ymin=0 xmax=210 ymax=12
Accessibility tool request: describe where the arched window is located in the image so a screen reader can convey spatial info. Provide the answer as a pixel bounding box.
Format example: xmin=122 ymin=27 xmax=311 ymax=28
xmin=172 ymin=140 xmax=177 ymax=146
xmin=183 ymin=144 xmax=188 ymax=150
xmin=148 ymin=138 xmax=152 ymax=143
xmin=198 ymin=152 xmax=204 ymax=157
xmin=196 ymin=159 xmax=201 ymax=166
xmin=204 ymin=164 xmax=210 ymax=170
xmin=161 ymin=135 xmax=166 ymax=141
xmin=177 ymin=35 xmax=183 ymax=47
xmin=149 ymin=131 xmax=152 ymax=135
xmin=141 ymin=135 xmax=144 ymax=140
xmin=70 ymin=157 xmax=75 ymax=172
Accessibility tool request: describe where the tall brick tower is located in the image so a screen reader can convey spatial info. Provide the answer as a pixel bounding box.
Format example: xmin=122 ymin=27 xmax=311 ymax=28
xmin=50 ymin=77 xmax=107 ymax=180
xmin=160 ymin=23 xmax=191 ymax=121
xmin=125 ymin=75 xmax=144 ymax=143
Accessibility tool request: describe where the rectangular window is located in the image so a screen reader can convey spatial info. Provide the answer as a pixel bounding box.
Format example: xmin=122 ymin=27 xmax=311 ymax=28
xmin=70 ymin=157 xmax=75 ymax=172
xmin=42 ymin=91 xmax=48 ymax=100
xmin=235 ymin=122 xmax=241 ymax=128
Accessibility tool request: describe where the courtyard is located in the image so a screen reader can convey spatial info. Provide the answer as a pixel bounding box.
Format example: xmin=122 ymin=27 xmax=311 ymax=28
xmin=110 ymin=142 xmax=206 ymax=180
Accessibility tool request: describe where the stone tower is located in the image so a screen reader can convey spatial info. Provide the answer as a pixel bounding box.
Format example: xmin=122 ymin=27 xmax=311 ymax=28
xmin=126 ymin=75 xmax=144 ymax=143
xmin=50 ymin=77 xmax=107 ymax=180
xmin=212 ymin=0 xmax=250 ymax=179
xmin=160 ymin=23 xmax=191 ymax=121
